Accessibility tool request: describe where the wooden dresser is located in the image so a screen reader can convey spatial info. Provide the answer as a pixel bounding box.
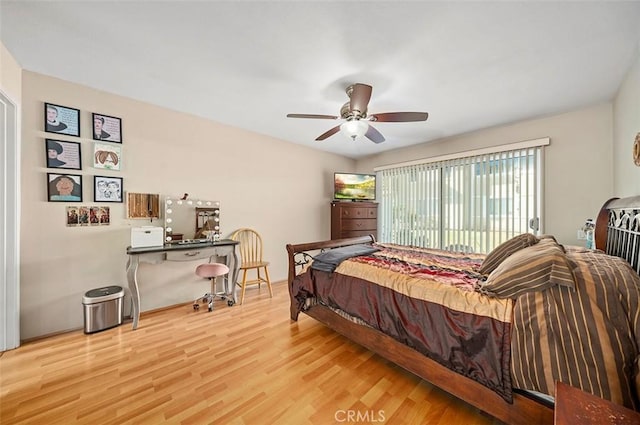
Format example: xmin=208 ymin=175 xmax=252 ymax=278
xmin=331 ymin=201 xmax=378 ymax=240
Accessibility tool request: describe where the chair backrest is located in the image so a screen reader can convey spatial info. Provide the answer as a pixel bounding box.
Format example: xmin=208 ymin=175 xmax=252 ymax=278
xmin=230 ymin=228 xmax=264 ymax=264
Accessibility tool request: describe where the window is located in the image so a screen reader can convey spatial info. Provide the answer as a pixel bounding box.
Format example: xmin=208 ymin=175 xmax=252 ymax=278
xmin=377 ymin=139 xmax=547 ymax=253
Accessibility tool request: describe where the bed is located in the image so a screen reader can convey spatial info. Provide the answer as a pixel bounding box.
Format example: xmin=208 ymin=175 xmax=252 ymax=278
xmin=286 ymin=196 xmax=640 ymax=425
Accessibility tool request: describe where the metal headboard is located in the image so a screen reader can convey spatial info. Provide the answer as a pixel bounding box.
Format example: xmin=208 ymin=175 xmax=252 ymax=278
xmin=598 ymin=196 xmax=640 ymax=274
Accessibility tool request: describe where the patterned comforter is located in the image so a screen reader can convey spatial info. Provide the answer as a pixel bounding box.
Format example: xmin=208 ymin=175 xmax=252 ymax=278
xmin=291 ymin=243 xmax=640 ymax=409
xmin=293 ymin=243 xmax=515 ymax=402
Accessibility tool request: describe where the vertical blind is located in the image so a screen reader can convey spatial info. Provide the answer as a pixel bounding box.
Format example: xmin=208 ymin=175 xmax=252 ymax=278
xmin=377 ymin=143 xmax=544 ymax=253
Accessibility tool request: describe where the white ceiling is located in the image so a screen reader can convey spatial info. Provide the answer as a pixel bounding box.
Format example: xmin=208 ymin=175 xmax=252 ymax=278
xmin=2 ymin=1 xmax=640 ymax=159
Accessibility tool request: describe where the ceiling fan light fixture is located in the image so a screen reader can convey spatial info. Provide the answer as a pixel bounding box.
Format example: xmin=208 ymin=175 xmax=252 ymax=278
xmin=287 ymin=83 xmax=428 ymax=143
xmin=340 ymin=120 xmax=368 ymax=141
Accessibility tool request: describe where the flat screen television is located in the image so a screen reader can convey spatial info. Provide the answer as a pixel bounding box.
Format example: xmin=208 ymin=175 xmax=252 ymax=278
xmin=334 ymin=172 xmax=376 ymax=201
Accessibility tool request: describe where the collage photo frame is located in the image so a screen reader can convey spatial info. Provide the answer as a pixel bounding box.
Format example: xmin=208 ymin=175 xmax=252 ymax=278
xmin=67 ymin=206 xmax=111 ymax=226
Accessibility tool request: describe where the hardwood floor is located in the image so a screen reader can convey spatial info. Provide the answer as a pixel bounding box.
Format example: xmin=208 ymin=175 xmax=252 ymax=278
xmin=1 ymin=282 xmax=501 ymax=424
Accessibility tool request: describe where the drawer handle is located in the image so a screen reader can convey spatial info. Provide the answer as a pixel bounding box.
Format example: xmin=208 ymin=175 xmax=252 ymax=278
xmin=184 ymin=251 xmax=200 ymax=256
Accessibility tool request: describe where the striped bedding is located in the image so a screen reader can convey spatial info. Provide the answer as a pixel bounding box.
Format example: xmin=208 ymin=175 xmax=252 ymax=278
xmin=291 ymin=241 xmax=640 ymax=409
xmin=511 ymin=246 xmax=640 ymax=409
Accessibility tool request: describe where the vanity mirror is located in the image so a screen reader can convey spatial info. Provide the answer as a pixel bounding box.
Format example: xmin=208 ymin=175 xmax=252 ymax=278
xmin=127 ymin=193 xmax=160 ymax=219
xmin=164 ymin=198 xmax=220 ymax=243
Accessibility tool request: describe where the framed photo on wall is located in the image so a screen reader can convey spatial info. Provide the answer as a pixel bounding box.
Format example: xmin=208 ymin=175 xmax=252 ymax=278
xmin=92 ymin=113 xmax=122 ymax=143
xmin=78 ymin=206 xmax=90 ymax=226
xmin=44 ymin=102 xmax=80 ymax=137
xmin=45 ymin=139 xmax=81 ymax=170
xmin=92 ymin=206 xmax=111 ymax=225
xmin=66 ymin=206 xmax=80 ymax=226
xmin=93 ymin=142 xmax=122 ymax=170
xmin=94 ymin=175 xmax=123 ymax=203
xmin=47 ymin=173 xmax=83 ymax=202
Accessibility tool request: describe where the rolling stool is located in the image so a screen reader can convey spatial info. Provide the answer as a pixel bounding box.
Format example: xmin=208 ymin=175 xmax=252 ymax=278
xmin=194 ymin=263 xmax=231 ymax=312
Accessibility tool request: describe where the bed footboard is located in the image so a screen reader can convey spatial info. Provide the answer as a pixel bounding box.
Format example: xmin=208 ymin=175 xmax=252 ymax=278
xmin=285 ymin=235 xmax=375 ymax=321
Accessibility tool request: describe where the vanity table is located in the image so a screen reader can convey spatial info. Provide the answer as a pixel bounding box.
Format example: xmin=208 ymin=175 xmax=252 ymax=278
xmin=126 ymin=239 xmax=239 ymax=329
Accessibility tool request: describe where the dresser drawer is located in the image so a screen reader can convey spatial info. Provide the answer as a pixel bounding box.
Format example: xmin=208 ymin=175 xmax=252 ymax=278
xmin=341 ymin=207 xmax=377 ymax=219
xmin=341 ymin=230 xmax=377 ymax=239
xmin=166 ymin=249 xmax=213 ymax=261
xmin=164 ymin=245 xmax=235 ymax=262
xmin=342 ymin=218 xmax=377 ymax=231
xmin=331 ymin=201 xmax=378 ymax=241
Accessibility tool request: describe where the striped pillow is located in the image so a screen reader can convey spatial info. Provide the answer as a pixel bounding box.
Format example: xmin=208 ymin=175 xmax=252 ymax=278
xmin=479 ymin=233 xmax=539 ymax=274
xmin=480 ymin=238 xmax=576 ymax=299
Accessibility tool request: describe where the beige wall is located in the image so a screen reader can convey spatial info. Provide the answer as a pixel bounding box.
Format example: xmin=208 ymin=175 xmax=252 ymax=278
xmin=16 ymin=47 xmax=638 ymax=339
xmin=356 ymin=103 xmax=614 ymax=246
xmin=21 ymin=71 xmax=354 ymax=339
xmin=613 ymin=47 xmax=640 ymax=197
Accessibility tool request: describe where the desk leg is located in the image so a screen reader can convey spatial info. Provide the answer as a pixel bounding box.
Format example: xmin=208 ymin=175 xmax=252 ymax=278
xmin=126 ymin=256 xmax=141 ymax=330
xmin=230 ymin=246 xmax=239 ymax=304
xmin=222 ymin=247 xmax=239 ymax=305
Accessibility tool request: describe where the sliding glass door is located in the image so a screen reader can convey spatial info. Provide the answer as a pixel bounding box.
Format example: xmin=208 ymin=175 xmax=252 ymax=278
xmin=378 ymin=143 xmax=544 ymax=254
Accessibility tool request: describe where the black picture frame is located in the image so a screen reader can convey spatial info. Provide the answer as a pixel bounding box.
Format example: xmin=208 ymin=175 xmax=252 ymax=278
xmin=92 ymin=113 xmax=122 ymax=143
xmin=94 ymin=175 xmax=123 ymax=203
xmin=45 ymin=139 xmax=82 ymax=170
xmin=47 ymin=173 xmax=83 ymax=202
xmin=44 ymin=102 xmax=80 ymax=137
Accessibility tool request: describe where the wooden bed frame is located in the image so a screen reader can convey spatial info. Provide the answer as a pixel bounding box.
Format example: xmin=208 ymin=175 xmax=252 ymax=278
xmin=286 ymin=196 xmax=640 ymax=425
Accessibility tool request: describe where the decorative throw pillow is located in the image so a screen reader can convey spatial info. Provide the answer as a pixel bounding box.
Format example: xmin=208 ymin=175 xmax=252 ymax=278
xmin=479 ymin=238 xmax=576 ymax=299
xmin=479 ymin=233 xmax=539 ymax=275
xmin=538 ymin=234 xmax=566 ymax=252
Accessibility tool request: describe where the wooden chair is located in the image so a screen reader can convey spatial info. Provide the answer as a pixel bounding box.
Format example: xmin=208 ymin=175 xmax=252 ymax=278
xmin=230 ymin=228 xmax=273 ymax=304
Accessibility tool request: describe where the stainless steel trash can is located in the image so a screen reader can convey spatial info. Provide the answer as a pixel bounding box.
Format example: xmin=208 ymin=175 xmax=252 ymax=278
xmin=82 ymin=286 xmax=124 ymax=334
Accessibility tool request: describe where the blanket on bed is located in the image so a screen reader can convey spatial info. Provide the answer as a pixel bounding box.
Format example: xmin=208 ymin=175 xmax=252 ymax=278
xmin=511 ymin=246 xmax=640 ymax=409
xmin=310 ymin=244 xmax=381 ymax=273
xmin=293 ymin=243 xmax=515 ymax=402
xmin=292 ymin=242 xmax=640 ymax=409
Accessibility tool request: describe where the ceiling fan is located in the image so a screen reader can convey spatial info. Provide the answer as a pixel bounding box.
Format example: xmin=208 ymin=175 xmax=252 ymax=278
xmin=286 ymin=83 xmax=429 ymax=144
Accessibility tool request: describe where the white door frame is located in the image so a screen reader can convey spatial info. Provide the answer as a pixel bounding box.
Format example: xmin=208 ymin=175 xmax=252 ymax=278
xmin=1 ymin=89 xmax=20 ymax=351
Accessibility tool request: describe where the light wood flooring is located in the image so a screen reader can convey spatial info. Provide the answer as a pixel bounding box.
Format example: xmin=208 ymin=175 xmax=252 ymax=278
xmin=1 ymin=282 xmax=501 ymax=424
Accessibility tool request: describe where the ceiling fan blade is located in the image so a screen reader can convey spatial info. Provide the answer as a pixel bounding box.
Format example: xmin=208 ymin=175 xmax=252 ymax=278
xmin=287 ymin=113 xmax=338 ymax=120
xmin=316 ymin=125 xmax=341 ymax=141
xmin=349 ymin=83 xmax=372 ymax=115
xmin=370 ymin=112 xmax=429 ymax=122
xmin=365 ymin=124 xmax=385 ymax=144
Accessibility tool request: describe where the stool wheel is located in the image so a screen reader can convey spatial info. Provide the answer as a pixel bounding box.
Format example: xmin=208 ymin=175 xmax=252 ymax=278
xmin=193 ymin=304 xmax=199 ymax=310
xmin=227 ymin=300 xmax=235 ymax=307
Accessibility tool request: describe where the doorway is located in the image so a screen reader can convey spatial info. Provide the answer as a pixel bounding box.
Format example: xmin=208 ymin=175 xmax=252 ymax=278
xmin=0 ymin=89 xmax=20 ymax=351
